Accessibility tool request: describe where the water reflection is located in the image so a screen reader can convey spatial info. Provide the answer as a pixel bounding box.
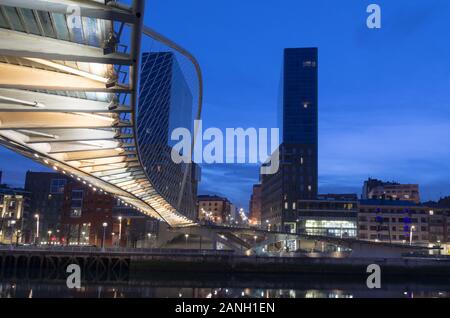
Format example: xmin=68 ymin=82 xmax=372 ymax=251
xmin=1 ymin=274 xmax=449 ymax=298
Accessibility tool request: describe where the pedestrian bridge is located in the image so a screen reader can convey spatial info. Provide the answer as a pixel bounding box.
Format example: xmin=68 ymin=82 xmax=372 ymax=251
xmin=175 ymin=224 xmax=437 ymax=259
xmin=0 ymin=0 xmax=201 ymax=227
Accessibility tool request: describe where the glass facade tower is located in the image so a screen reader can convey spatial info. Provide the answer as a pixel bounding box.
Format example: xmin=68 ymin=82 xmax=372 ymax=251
xmin=138 ymin=52 xmax=198 ymax=219
xmin=261 ymin=48 xmax=318 ymax=232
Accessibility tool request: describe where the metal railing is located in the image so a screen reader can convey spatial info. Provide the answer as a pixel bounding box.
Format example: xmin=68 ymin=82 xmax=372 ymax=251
xmin=0 ymin=245 xmax=235 ymax=256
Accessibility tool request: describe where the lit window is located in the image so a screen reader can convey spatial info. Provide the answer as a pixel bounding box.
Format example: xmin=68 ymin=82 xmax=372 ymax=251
xmin=70 ymin=190 xmax=83 ymax=218
xmin=303 ymin=61 xmax=316 ymax=68
xmin=50 ymin=179 xmax=67 ymax=194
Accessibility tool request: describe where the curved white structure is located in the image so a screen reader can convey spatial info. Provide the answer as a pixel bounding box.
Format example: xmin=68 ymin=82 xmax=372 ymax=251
xmin=0 ymin=0 xmax=202 ymax=227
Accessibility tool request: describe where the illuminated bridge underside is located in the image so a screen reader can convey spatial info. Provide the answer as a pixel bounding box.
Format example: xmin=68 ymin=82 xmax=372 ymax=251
xmin=0 ymin=0 xmax=199 ymax=227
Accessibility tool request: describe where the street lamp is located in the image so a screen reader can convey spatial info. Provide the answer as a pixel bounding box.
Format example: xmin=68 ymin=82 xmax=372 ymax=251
xmin=185 ymin=234 xmax=189 ymax=249
xmin=102 ymin=222 xmax=108 ymax=249
xmin=409 ymin=225 xmax=416 ymax=246
xmin=47 ymin=230 xmax=52 ymax=244
xmin=16 ymin=229 xmax=21 ymax=246
xmin=147 ymin=233 xmax=152 ymax=248
xmin=118 ymin=216 xmax=123 ymax=244
xmin=10 ymin=220 xmax=17 ymax=245
xmin=34 ymin=214 xmax=40 ymax=243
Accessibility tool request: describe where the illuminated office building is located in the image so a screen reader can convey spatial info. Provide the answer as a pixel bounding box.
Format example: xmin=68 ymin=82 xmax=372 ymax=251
xmin=261 ymin=48 xmax=319 ymax=232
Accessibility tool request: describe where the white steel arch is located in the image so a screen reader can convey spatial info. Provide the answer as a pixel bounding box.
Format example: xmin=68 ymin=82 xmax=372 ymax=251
xmin=0 ymin=0 xmax=202 ymax=227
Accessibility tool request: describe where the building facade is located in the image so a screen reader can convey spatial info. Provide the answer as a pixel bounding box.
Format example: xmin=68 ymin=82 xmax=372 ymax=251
xmin=249 ymin=184 xmax=262 ymax=226
xmin=261 ymin=48 xmax=319 ymax=232
xmin=138 ymin=52 xmax=198 ymax=220
xmin=24 ymin=171 xmax=73 ymax=240
xmin=295 ymin=194 xmax=358 ymax=238
xmin=60 ymin=182 xmax=114 ymax=247
xmin=113 ymin=201 xmax=160 ymax=248
xmin=357 ymin=200 xmax=450 ymax=251
xmin=0 ymin=185 xmax=29 ymax=244
xmin=362 ymin=178 xmax=420 ymax=203
xmin=197 ymin=195 xmax=232 ymax=224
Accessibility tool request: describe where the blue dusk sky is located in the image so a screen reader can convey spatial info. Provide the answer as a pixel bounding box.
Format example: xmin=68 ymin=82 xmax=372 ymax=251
xmin=1 ymin=0 xmax=450 ymax=211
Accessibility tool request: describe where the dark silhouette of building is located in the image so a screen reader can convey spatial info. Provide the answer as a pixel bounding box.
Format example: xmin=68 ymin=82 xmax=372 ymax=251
xmin=60 ymin=182 xmax=114 ymax=247
xmin=261 ymin=48 xmax=319 ymax=232
xmin=24 ymin=171 xmax=73 ymax=238
xmin=249 ymin=184 xmax=262 ymax=226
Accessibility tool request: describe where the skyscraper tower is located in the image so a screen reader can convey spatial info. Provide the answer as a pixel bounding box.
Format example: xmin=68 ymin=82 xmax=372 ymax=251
xmin=261 ymin=48 xmax=318 ymax=232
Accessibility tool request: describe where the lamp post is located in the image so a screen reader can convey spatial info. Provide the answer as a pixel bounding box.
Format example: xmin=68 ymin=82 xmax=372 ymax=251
xmin=47 ymin=230 xmax=52 ymax=245
xmin=34 ymin=214 xmax=40 ymax=244
xmin=102 ymin=222 xmax=108 ymax=250
xmin=10 ymin=220 xmax=16 ymax=245
xmin=409 ymin=225 xmax=416 ymax=246
xmin=185 ymin=234 xmax=189 ymax=249
xmin=147 ymin=233 xmax=152 ymax=248
xmin=16 ymin=229 xmax=21 ymax=246
xmin=118 ymin=216 xmax=123 ymax=245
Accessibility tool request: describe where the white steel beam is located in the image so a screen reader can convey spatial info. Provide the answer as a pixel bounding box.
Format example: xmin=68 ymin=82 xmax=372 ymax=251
xmin=0 ymin=29 xmax=132 ymax=65
xmin=0 ymin=63 xmax=131 ymax=93
xmin=0 ymin=89 xmax=130 ymax=113
xmin=0 ymin=112 xmax=123 ymax=129
xmin=1 ymin=0 xmax=136 ymax=23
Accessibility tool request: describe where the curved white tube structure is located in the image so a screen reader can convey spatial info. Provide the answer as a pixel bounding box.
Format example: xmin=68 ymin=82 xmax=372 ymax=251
xmin=0 ymin=0 xmax=202 ymax=227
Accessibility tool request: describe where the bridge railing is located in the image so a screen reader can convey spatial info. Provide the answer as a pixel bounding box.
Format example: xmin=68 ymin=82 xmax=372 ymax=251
xmin=0 ymin=245 xmax=235 ymax=256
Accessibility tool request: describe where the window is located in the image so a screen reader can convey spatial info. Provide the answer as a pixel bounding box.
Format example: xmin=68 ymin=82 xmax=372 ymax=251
xmin=50 ymin=179 xmax=67 ymax=194
xmin=303 ymin=60 xmax=316 ymax=68
xmin=70 ymin=190 xmax=83 ymax=218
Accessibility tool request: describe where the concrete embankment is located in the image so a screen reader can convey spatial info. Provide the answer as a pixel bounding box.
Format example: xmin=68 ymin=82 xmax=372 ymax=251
xmin=130 ymin=254 xmax=450 ymax=278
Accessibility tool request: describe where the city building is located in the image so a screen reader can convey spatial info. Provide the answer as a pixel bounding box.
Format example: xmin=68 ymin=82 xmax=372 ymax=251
xmin=0 ymin=184 xmax=29 ymax=244
xmin=138 ymin=52 xmax=199 ymax=221
xmin=24 ymin=171 xmax=73 ymax=241
xmin=249 ymin=184 xmax=262 ymax=226
xmin=60 ymin=182 xmax=114 ymax=247
xmin=261 ymin=48 xmax=319 ymax=232
xmin=113 ymin=201 xmax=160 ymax=248
xmin=362 ymin=178 xmax=420 ymax=203
xmin=357 ymin=199 xmax=449 ymax=247
xmin=294 ymin=195 xmax=358 ymax=238
xmin=198 ymin=195 xmax=232 ymax=224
